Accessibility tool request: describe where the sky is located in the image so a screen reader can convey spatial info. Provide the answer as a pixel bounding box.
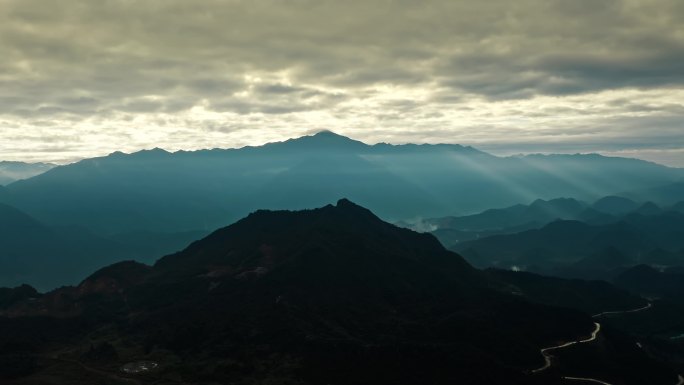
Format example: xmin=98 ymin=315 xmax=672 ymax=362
xmin=0 ymin=0 xmax=683 ymax=166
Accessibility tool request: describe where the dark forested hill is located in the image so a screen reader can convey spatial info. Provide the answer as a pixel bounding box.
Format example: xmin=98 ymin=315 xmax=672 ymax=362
xmin=0 ymin=200 xmax=674 ymax=384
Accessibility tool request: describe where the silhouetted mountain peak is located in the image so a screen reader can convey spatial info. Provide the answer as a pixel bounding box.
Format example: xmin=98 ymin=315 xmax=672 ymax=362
xmin=242 ymin=198 xmax=379 ymax=226
xmin=268 ymin=130 xmax=368 ymax=151
xmin=313 ymin=129 xmax=344 ymax=138
xmin=100 ymin=147 xmax=172 ymax=161
xmin=135 ymin=147 xmax=171 ymax=157
xmin=334 ymin=197 xmax=375 ymax=215
xmin=156 ymin=200 xmax=474 ymax=282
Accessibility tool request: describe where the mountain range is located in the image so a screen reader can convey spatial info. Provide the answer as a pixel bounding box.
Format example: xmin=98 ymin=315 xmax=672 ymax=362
xmin=1 ymin=131 xmax=682 ymax=237
xmin=0 ymin=131 xmax=682 ymax=290
xmin=1 ymin=131 xmax=682 ymax=291
xmin=408 ymin=195 xmax=682 ymax=245
xmin=0 ymin=200 xmax=676 ymax=385
xmin=444 ymin=202 xmax=684 ymax=281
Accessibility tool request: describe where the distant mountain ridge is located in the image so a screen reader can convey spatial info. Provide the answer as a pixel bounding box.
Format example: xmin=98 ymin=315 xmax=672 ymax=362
xmin=449 ymin=206 xmax=684 ymax=281
xmin=1 ymin=131 xmax=682 ymax=237
xmin=0 ymin=161 xmax=54 ymax=185
xmin=410 ymin=195 xmax=684 ymax=249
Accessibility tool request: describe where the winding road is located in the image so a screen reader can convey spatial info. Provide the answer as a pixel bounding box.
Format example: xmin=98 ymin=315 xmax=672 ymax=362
xmin=531 ymin=302 xmax=681 ymax=385
xmin=563 ymin=376 xmax=612 ymax=385
xmin=532 ymin=322 xmax=602 ymax=373
xmin=592 ymin=303 xmax=652 ymax=318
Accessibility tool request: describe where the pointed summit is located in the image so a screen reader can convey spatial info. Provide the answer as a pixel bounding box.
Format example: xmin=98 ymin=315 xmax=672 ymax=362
xmin=333 ymin=197 xmax=379 ymax=220
xmin=336 ymin=197 xmax=359 ymax=207
xmin=301 ymin=130 xmax=367 ymax=146
xmin=266 ymin=130 xmax=368 ymax=152
xmin=312 ymin=129 xmax=343 ymax=137
xmin=155 ymin=199 xmax=473 ymax=279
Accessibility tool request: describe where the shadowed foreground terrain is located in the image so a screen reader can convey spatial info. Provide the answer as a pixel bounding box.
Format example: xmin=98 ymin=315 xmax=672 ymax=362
xmin=0 ymin=200 xmax=679 ymax=384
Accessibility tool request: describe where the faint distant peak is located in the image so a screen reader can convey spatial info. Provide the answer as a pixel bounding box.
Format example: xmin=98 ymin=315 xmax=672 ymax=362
xmin=139 ymin=147 xmax=171 ymax=155
xmin=0 ymin=160 xmax=55 ymax=167
xmin=519 ymin=152 xmax=674 ymax=168
xmin=105 ymin=147 xmax=171 ymax=160
xmin=372 ymin=139 xmax=477 ymax=150
xmin=591 ymin=195 xmax=639 ymax=215
xmin=632 ymin=201 xmax=662 ymax=216
xmin=594 ymin=195 xmax=636 ymax=205
xmin=0 ymin=161 xmax=56 ymax=185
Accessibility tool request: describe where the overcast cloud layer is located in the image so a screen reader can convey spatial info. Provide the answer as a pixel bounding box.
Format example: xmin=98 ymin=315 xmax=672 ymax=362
xmin=0 ymin=0 xmax=683 ymax=166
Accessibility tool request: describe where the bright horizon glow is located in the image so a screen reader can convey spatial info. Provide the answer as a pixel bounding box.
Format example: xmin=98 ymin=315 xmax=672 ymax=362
xmin=0 ymin=1 xmax=682 ymax=167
